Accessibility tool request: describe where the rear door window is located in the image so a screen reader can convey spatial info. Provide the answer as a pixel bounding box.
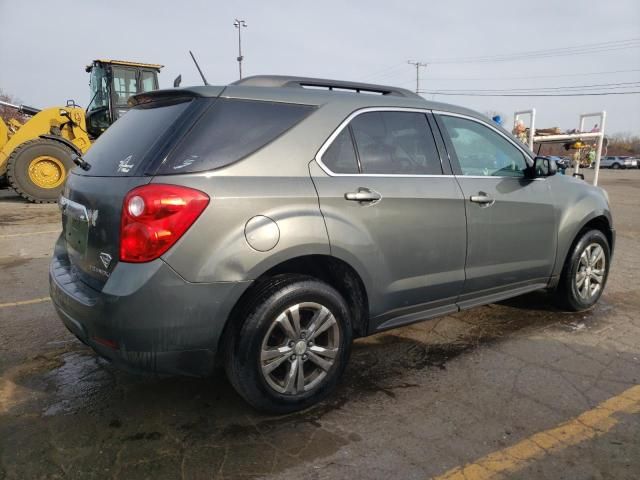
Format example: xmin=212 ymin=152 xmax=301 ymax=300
xmin=81 ymin=98 xmax=194 ymax=177
xmin=157 ymin=99 xmax=314 ymax=174
xmin=349 ymin=111 xmax=442 ymax=175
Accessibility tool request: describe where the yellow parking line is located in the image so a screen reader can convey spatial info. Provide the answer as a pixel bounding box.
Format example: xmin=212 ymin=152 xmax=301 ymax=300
xmin=0 ymin=297 xmax=51 ymax=309
xmin=0 ymin=230 xmax=60 ymax=239
xmin=433 ymin=384 xmax=640 ymax=480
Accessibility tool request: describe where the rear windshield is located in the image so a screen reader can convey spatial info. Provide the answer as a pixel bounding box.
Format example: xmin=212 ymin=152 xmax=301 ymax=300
xmin=80 ymin=98 xmax=193 ymax=177
xmin=156 ymin=99 xmax=314 ymax=174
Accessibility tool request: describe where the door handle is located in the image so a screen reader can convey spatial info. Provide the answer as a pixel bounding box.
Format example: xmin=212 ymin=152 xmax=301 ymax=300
xmin=470 ymin=193 xmax=495 ymax=206
xmin=344 ymin=188 xmax=382 ymax=203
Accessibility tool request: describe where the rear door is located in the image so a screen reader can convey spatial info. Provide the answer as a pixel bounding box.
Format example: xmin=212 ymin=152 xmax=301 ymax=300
xmin=435 ymin=112 xmax=557 ymax=305
xmin=310 ymin=108 xmax=467 ymax=328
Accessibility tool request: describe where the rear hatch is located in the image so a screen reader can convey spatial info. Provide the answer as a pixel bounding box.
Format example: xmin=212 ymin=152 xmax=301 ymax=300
xmin=60 ymin=92 xmax=214 ymax=291
xmin=60 ymin=87 xmax=315 ymax=291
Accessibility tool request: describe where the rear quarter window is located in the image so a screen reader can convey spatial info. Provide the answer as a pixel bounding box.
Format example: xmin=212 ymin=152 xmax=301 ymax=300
xmin=157 ymin=99 xmax=314 ymax=174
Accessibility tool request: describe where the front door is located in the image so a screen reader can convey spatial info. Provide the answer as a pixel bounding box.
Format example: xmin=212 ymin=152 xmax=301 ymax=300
xmin=435 ymin=113 xmax=557 ymax=304
xmin=310 ymin=109 xmax=467 ymax=328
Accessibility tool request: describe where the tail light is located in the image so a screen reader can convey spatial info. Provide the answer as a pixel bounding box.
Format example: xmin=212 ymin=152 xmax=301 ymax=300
xmin=120 ymin=184 xmax=209 ymax=263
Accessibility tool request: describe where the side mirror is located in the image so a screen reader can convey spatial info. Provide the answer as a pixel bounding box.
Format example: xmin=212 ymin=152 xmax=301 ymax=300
xmin=526 ymin=156 xmax=557 ymax=178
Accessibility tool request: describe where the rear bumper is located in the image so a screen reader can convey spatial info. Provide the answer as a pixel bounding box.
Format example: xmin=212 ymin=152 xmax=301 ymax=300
xmin=49 ymin=237 xmax=251 ymax=376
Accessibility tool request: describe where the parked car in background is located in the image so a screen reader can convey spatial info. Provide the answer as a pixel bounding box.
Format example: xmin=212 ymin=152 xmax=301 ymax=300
xmin=599 ymin=156 xmax=638 ymax=169
xmin=50 ymin=76 xmax=615 ymax=413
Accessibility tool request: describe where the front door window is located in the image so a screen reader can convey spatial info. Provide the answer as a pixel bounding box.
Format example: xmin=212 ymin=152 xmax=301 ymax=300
xmin=440 ymin=115 xmax=527 ymax=177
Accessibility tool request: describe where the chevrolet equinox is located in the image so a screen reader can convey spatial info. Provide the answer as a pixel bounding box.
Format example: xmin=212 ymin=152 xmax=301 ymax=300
xmin=50 ymin=76 xmax=614 ymax=413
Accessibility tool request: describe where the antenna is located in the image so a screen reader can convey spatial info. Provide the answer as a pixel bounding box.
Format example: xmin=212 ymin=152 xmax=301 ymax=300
xmin=189 ymin=50 xmax=209 ymax=86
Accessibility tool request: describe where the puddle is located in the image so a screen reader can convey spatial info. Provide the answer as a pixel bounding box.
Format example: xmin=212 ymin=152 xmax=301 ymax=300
xmin=41 ymin=352 xmax=113 ymax=416
xmin=0 ymin=348 xmax=70 ymax=414
xmin=15 ymin=290 xmax=611 ymax=421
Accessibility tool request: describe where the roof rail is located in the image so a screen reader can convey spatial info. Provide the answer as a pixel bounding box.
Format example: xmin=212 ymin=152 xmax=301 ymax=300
xmin=230 ymin=75 xmax=421 ymax=98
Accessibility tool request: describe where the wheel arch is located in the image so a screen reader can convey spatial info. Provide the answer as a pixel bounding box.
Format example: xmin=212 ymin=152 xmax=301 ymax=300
xmin=217 ymin=254 xmax=370 ymax=361
xmin=551 ymin=213 xmax=613 ymax=289
xmin=39 ymin=134 xmax=82 ymax=156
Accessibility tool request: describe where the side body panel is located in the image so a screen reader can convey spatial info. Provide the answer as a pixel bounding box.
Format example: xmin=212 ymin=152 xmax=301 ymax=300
xmin=309 ymin=162 xmax=467 ymax=320
xmin=434 ymin=112 xmax=559 ymax=302
xmin=547 ymin=175 xmax=614 ymax=279
xmin=159 ymin=175 xmax=331 ymax=282
xmin=454 ymin=176 xmax=557 ymax=297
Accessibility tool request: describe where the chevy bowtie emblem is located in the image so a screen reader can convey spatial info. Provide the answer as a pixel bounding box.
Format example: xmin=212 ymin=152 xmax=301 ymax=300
xmin=99 ymin=252 xmax=113 ymax=269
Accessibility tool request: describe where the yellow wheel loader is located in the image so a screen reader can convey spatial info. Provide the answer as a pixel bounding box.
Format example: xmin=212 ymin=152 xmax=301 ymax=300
xmin=0 ymin=60 xmax=163 ymax=203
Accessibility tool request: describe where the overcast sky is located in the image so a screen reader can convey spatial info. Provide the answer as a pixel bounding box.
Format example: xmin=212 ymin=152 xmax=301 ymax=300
xmin=1 ymin=0 xmax=639 ymax=134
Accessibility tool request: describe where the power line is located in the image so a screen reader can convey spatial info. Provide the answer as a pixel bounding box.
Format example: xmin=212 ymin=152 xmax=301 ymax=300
xmin=421 ymin=68 xmax=640 ymax=82
xmin=425 ymin=37 xmax=640 ymax=64
xmin=358 ymin=65 xmax=640 ymax=91
xmin=368 ymin=68 xmax=640 ymax=93
xmin=358 ymin=39 xmax=640 ymax=88
xmin=361 ymin=62 xmax=406 ymax=81
xmin=427 ymin=38 xmax=640 ymax=64
xmin=419 ymin=91 xmax=640 ymax=97
xmin=363 ymin=64 xmax=409 ymax=83
xmin=424 ymin=81 xmax=640 ymax=94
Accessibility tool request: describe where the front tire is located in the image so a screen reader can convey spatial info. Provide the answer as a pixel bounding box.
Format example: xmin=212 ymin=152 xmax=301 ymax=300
xmin=224 ymin=275 xmax=353 ymax=413
xmin=6 ymin=138 xmax=74 ymax=203
xmin=611 ymin=163 xmax=620 ymax=169
xmin=555 ymin=229 xmax=610 ymax=311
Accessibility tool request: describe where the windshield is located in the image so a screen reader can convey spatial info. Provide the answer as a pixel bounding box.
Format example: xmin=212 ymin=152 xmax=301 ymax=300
xmin=87 ymin=64 xmax=109 ymax=112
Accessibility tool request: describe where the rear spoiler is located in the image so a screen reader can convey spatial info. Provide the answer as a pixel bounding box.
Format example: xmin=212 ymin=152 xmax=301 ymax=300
xmin=129 ymin=86 xmax=225 ymax=107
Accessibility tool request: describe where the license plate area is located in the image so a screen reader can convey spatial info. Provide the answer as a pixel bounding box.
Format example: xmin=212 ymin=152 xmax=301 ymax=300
xmin=60 ymin=196 xmax=90 ymax=257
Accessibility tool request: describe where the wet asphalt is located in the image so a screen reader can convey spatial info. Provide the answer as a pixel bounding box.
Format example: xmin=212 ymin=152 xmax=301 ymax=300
xmin=0 ymin=169 xmax=638 ymax=479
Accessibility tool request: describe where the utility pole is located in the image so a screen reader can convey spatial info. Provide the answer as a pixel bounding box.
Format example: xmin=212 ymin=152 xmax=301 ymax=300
xmin=234 ymin=19 xmax=247 ymax=79
xmin=407 ymin=60 xmax=428 ymax=93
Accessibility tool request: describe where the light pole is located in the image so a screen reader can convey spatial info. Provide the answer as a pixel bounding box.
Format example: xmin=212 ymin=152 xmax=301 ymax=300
xmin=234 ymin=19 xmax=247 ymax=79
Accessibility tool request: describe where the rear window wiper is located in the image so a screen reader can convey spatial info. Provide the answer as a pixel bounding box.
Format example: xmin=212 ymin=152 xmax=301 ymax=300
xmin=71 ymin=153 xmax=91 ymax=171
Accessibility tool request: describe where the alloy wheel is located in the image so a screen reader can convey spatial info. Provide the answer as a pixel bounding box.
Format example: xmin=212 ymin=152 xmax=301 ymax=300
xmin=575 ymin=242 xmax=606 ymax=300
xmin=260 ymin=302 xmax=340 ymax=395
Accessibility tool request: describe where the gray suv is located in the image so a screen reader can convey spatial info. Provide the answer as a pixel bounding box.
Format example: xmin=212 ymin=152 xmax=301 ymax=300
xmin=50 ymin=76 xmax=614 ymax=413
xmin=599 ymin=156 xmax=638 ymax=169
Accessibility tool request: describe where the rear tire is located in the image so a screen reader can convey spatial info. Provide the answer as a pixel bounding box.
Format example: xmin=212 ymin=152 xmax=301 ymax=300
xmin=611 ymin=163 xmax=620 ymax=169
xmin=555 ymin=229 xmax=610 ymax=311
xmin=224 ymin=275 xmax=353 ymax=413
xmin=6 ymin=138 xmax=75 ymax=203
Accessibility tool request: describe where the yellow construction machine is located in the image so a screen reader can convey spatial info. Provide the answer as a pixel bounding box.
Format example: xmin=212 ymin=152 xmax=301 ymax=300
xmin=0 ymin=60 xmax=163 ymax=203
